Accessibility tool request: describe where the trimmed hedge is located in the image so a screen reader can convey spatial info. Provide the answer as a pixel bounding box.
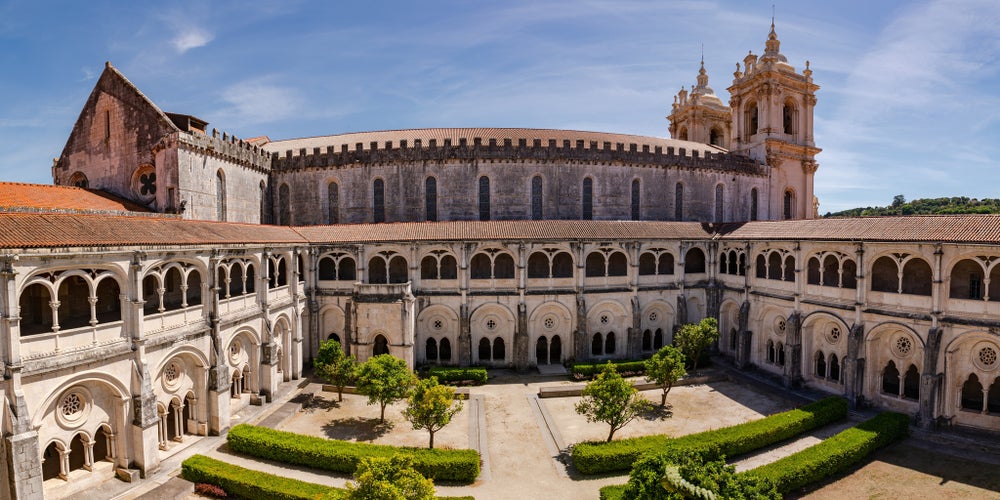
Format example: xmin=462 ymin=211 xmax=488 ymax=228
xmin=182 ymin=454 xmax=340 ymax=500
xmin=572 ymin=396 xmax=848 ymax=474
xmin=227 ymin=424 xmax=480 ymax=483
xmin=747 ymin=411 xmax=909 ymax=493
xmin=599 ymin=484 xmax=627 ymax=500
xmin=427 ymin=366 xmax=488 ymax=385
xmin=572 ymin=359 xmax=648 ymax=379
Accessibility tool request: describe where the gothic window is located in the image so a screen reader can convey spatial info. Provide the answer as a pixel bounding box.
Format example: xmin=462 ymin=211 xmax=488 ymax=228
xmin=961 ymin=373 xmax=983 ymax=411
xmin=748 ymin=103 xmax=759 ymax=136
xmin=328 ymin=182 xmax=339 ymax=224
xmin=714 ymin=184 xmax=724 ymax=223
xmin=478 ymin=338 xmax=491 ymax=361
xmin=425 ymin=177 xmax=437 ymax=222
xmin=605 ymin=331 xmax=616 ymax=354
xmin=776 ymin=342 xmax=785 ymax=366
xmin=592 ymin=333 xmax=603 ymax=356
xmin=783 ymin=190 xmax=794 ymax=220
xmin=373 ymin=335 xmax=390 ymax=356
xmin=69 ymin=171 xmax=89 ymax=188
xmin=882 ymin=361 xmax=900 ymax=395
xmin=440 ymin=338 xmax=452 ymax=361
xmin=654 ymin=328 xmax=664 ymax=349
xmin=709 ymin=127 xmax=722 ymax=146
xmin=903 ymin=364 xmax=920 ymax=400
xmin=766 ymin=339 xmax=775 ymax=364
xmin=675 ymin=183 xmax=684 ymax=220
xmin=492 ymin=337 xmax=505 ymax=361
xmin=829 ymin=354 xmax=841 ymax=382
xmin=582 ymin=177 xmax=593 ymax=220
xmin=278 ymin=183 xmax=291 ymax=225
xmin=685 ymin=248 xmax=706 ymax=274
xmin=901 ymin=258 xmax=933 ymax=296
xmin=784 ymin=256 xmax=796 ymax=282
xmin=642 ymin=330 xmax=652 ymax=351
xmin=426 ymin=338 xmax=438 ymax=361
xmin=478 ymin=176 xmax=490 ymax=221
xmin=631 ymin=179 xmax=640 ymax=220
xmin=531 ymin=175 xmax=543 ymax=220
xmin=216 ymin=170 xmax=226 ymax=222
xmin=750 ymin=188 xmax=758 ymax=221
xmin=373 ymin=179 xmax=385 ymax=223
xmin=815 ymin=351 xmax=826 ymax=378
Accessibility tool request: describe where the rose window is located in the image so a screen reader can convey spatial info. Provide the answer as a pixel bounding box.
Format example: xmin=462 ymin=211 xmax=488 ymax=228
xmin=894 ymin=336 xmax=913 ymax=357
xmin=61 ymin=393 xmax=82 ymax=417
xmin=544 ymin=317 xmax=555 ymax=329
xmin=165 ymin=363 xmax=179 ymax=382
xmin=775 ymin=317 xmax=786 ymax=333
xmin=433 ymin=320 xmax=443 ymax=330
xmin=827 ymin=326 xmax=841 ymax=344
xmin=486 ymin=319 xmax=496 ymax=330
xmin=600 ymin=314 xmax=609 ymax=324
xmin=979 ymin=346 xmax=997 ymax=367
xmin=139 ymin=172 xmax=156 ymax=196
xmin=649 ymin=312 xmax=658 ymax=322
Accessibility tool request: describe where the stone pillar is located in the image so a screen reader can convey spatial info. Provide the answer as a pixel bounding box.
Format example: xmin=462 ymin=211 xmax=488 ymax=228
xmin=628 ymin=296 xmax=641 ymax=359
xmin=4 ymin=391 xmax=43 ymax=500
xmin=676 ymin=295 xmax=688 ymax=326
xmin=783 ymin=312 xmax=802 ymax=388
xmin=458 ymin=303 xmax=471 ymax=367
xmin=130 ymin=362 xmax=161 ymax=477
xmin=843 ymin=323 xmax=865 ymax=409
xmin=344 ymin=299 xmax=354 ymax=357
xmin=735 ymin=300 xmax=751 ymax=369
xmin=206 ymin=365 xmax=232 ymax=434
xmin=258 ymin=340 xmax=279 ymax=401
xmin=514 ymin=302 xmax=529 ymax=372
xmin=574 ymin=294 xmax=588 ymax=362
xmin=918 ymin=327 xmax=943 ymax=429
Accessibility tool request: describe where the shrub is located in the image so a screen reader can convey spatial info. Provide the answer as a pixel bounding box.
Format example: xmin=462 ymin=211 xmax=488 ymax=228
xmin=427 ymin=366 xmax=487 ymax=385
xmin=227 ymin=424 xmax=480 ymax=483
xmin=346 ymin=455 xmax=434 ymax=500
xmin=600 ymin=484 xmax=627 ymax=500
xmin=622 ymin=449 xmax=778 ymax=500
xmin=747 ymin=411 xmax=909 ymax=493
xmin=572 ymin=396 xmax=847 ymax=475
xmin=181 ymin=454 xmax=339 ymax=500
xmin=194 ymin=483 xmax=228 ymax=498
xmin=572 ymin=359 xmax=648 ymax=380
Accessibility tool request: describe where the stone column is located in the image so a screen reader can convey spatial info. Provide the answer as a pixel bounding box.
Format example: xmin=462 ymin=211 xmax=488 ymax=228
xmin=843 ymin=323 xmax=865 ymax=409
xmin=918 ymin=327 xmax=943 ymax=429
xmin=574 ymin=294 xmax=588 ymax=361
xmin=258 ymin=335 xmax=279 ymax=402
xmin=130 ymin=362 xmax=161 ymax=477
xmin=458 ymin=303 xmax=471 ymax=367
xmin=783 ymin=312 xmax=802 ymax=388
xmin=735 ymin=300 xmax=751 ymax=369
xmin=514 ymin=302 xmax=529 ymax=372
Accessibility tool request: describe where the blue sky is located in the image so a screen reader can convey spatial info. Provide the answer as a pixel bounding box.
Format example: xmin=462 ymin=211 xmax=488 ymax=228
xmin=1 ymin=0 xmax=998 ymax=213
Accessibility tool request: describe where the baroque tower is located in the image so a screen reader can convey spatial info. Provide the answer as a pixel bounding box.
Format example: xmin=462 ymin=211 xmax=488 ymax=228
xmin=667 ymin=60 xmax=732 ymax=148
xmin=728 ymin=23 xmax=820 ymax=219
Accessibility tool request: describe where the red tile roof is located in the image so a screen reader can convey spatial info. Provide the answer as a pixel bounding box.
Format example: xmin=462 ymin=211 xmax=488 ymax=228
xmin=0 ymin=182 xmax=154 ymax=214
xmin=718 ymin=215 xmax=1000 ymax=244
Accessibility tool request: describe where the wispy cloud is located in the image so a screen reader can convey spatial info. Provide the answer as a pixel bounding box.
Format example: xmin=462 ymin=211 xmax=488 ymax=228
xmin=213 ymin=77 xmax=304 ymax=126
xmin=171 ymin=27 xmax=214 ymax=53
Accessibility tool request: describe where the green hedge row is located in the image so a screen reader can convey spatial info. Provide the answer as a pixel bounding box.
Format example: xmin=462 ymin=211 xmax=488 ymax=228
xmin=747 ymin=411 xmax=910 ymax=493
xmin=182 ymin=454 xmax=340 ymax=499
xmin=571 ymin=359 xmax=648 ymax=379
xmin=227 ymin=424 xmax=480 ymax=483
xmin=571 ymin=396 xmax=848 ymax=474
xmin=599 ymin=484 xmax=627 ymax=500
xmin=427 ymin=366 xmax=488 ymax=385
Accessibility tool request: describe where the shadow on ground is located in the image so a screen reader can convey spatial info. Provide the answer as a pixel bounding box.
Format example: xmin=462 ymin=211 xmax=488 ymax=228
xmin=322 ymin=416 xmax=394 ymax=441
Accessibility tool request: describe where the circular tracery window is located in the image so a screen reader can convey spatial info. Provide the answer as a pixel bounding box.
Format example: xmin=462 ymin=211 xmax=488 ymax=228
xmin=600 ymin=314 xmax=609 ymax=324
xmin=543 ymin=317 xmax=555 ymax=329
xmin=975 ymin=343 xmax=998 ymax=371
xmin=131 ymin=164 xmax=157 ymax=203
xmin=648 ymin=312 xmax=658 ymax=322
xmin=229 ymin=342 xmax=242 ymax=363
xmin=774 ymin=317 xmax=786 ymax=335
xmin=433 ymin=319 xmax=443 ymax=331
xmin=61 ymin=393 xmax=82 ymax=417
xmin=827 ymin=326 xmax=841 ymax=344
xmin=892 ymin=336 xmax=913 ymax=358
xmin=56 ymin=388 xmax=91 ymax=429
xmin=486 ymin=319 xmax=496 ymax=330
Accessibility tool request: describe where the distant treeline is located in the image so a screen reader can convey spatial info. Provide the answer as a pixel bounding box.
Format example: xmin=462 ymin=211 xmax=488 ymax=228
xmin=824 ymin=195 xmax=1000 ymax=217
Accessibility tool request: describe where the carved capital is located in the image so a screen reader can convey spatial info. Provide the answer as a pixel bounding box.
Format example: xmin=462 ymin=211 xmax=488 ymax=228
xmin=801 ymin=160 xmax=819 ymax=174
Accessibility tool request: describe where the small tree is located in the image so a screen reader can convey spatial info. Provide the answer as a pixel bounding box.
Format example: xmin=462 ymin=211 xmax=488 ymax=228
xmin=673 ymin=317 xmax=719 ymax=372
xmin=402 ymin=376 xmax=463 ymax=449
xmin=644 ymin=345 xmax=687 ymax=406
xmin=315 ymin=339 xmax=357 ymax=402
xmin=345 ymin=455 xmax=435 ymax=500
xmin=355 ymin=354 xmax=416 ymax=423
xmin=575 ymin=362 xmax=651 ymax=442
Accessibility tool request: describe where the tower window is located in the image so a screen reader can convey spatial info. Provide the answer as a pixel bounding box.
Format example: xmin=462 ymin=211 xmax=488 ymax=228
xmin=748 ymin=104 xmax=759 ymax=136
xmin=714 ymin=184 xmax=724 ymax=223
xmin=709 ymin=128 xmax=722 ymax=146
xmin=750 ymin=188 xmax=759 ymax=221
xmin=478 ymin=176 xmax=490 ymax=221
xmin=674 ymin=183 xmax=684 ymax=221
xmin=631 ymin=179 xmax=640 ymax=220
xmin=328 ymin=181 xmax=339 ymax=224
xmin=373 ymin=179 xmax=385 ymax=223
xmin=783 ymin=190 xmax=794 ymax=220
xmin=783 ymin=103 xmax=795 ymax=134
xmin=425 ymin=177 xmax=437 ymax=222
xmin=531 ymin=175 xmax=543 ymax=220
xmin=216 ymin=170 xmax=226 ymax=222
xmin=582 ymin=177 xmax=593 ymax=220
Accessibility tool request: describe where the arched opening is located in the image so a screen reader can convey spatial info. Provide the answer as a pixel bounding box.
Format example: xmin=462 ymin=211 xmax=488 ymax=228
xmin=388 ymin=256 xmax=408 ymax=283
xmin=902 ymin=258 xmax=933 ymax=296
xmin=747 ymin=102 xmax=759 ymax=136
xmin=368 ymin=258 xmax=388 ymax=284
xmin=585 ymin=253 xmax=606 ymax=277
xmin=552 ymin=252 xmax=573 ymax=278
xmin=42 ymin=442 xmax=63 ymax=480
xmin=492 ymin=337 xmax=506 ymax=361
xmin=228 ymin=264 xmax=244 ymax=297
xmin=187 ymin=270 xmax=203 ymax=306
xmin=531 ymin=175 xmax=543 ymax=220
xmin=903 ymin=364 xmax=920 ymax=400
xmin=582 ymin=177 xmax=594 ymax=220
xmin=183 ymin=393 xmax=195 ymax=436
xmin=783 ymin=256 xmax=795 ymax=282
xmin=756 ymin=254 xmax=767 ymax=279
xmin=678 ymin=127 xmax=688 ymax=141
xmin=659 ymin=253 xmax=674 ymax=274
xmin=655 ymin=328 xmax=664 ymax=350
xmin=882 ymin=361 xmax=900 ymax=395
xmin=320 ymin=257 xmax=338 ymax=280
xmin=709 ymin=127 xmax=722 ymax=146
xmin=776 ymin=342 xmax=785 ymax=366
xmin=162 ymin=268 xmax=183 ymax=311
xmin=989 ymin=378 xmax=1000 ymax=414
xmin=822 ymin=255 xmax=840 ymax=287
xmin=440 ymin=338 xmax=452 ymax=362
xmin=470 ymin=254 xmax=492 ymax=279
xmin=68 ymin=433 xmax=86 ymax=473
xmin=631 ymin=179 xmax=641 ymax=220
xmin=807 ymin=257 xmax=821 ymax=285
xmin=166 ymin=401 xmax=179 ymax=442
xmin=95 ymin=278 xmax=122 ymax=324
xmin=829 ymin=354 xmax=841 ymax=382
xmin=950 ymin=259 xmax=984 ymax=299
xmin=420 ymin=256 xmax=439 ymax=280
xmin=216 ymin=170 xmax=227 ymax=222
xmin=842 ymin=260 xmax=858 ymax=289
xmin=536 ymin=336 xmax=549 ymax=365
xmin=20 ymin=283 xmax=53 ymax=335
xmin=528 ymin=253 xmax=550 ymax=279
xmin=94 ymin=426 xmax=111 ymax=464
xmin=591 ymin=333 xmax=603 ymax=356
xmin=478 ymin=176 xmax=490 ymax=221
xmin=962 ymin=373 xmax=984 ymax=411
xmin=425 ymin=177 xmax=437 ymax=222
xmin=551 ymin=335 xmax=562 ymax=363
xmin=328 ymin=181 xmax=339 ymax=224
xmin=607 ymin=252 xmax=627 ymax=276
xmin=373 ymin=335 xmax=390 ymax=356
xmin=478 ymin=338 xmax=491 ymax=362
xmin=783 ymin=190 xmax=794 ymax=220
xmin=685 ymin=248 xmax=706 ymax=274
xmin=276 ymin=259 xmax=288 ymax=287
xmin=327 ymin=333 xmax=341 ymax=344
xmin=372 ymin=178 xmax=385 ymax=223
xmin=642 ymin=330 xmax=652 ymax=351
xmin=339 ymin=258 xmax=356 ymax=281
xmin=728 ymin=250 xmax=739 ymax=275
xmin=426 ymin=338 xmax=438 ymax=362
xmin=815 ymin=351 xmax=826 ymax=378
xmin=750 ymin=188 xmax=758 ymax=221
xmin=871 ymin=256 xmax=899 ymax=293
xmin=493 ymin=254 xmax=515 ymax=279
xmin=58 ymin=276 xmax=92 ymax=330
xmin=639 ymin=253 xmax=656 ymax=275
xmin=783 ymin=102 xmax=796 ymax=134
xmin=604 ymin=331 xmax=616 ymax=354
xmin=766 ymin=253 xmax=782 ymax=280
xmin=729 ymin=328 xmax=737 ymax=351
xmin=766 ymin=339 xmax=775 ymax=364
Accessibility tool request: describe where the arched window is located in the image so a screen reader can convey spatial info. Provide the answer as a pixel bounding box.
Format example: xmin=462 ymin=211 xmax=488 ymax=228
xmin=528 ymin=253 xmax=549 ymax=279
xmin=659 ymin=253 xmax=674 ymax=275
xmin=95 ymin=278 xmax=122 ymax=324
xmin=439 ymin=255 xmax=457 ymax=279
xmin=962 ymin=373 xmax=983 ymax=411
xmin=654 ymin=328 xmax=664 ymax=349
xmin=639 ymin=253 xmax=656 ymax=275
xmin=531 ymin=175 xmax=543 ymax=220
xmin=674 ymin=183 xmax=684 ymax=221
xmin=750 ymin=188 xmax=758 ymax=221
xmin=685 ymin=248 xmax=706 ymax=274
xmin=470 ymin=254 xmax=492 ymax=279
xmin=756 ymin=254 xmax=767 ymax=279
xmin=493 ymin=254 xmax=515 ymax=279
xmin=478 ymin=176 xmax=490 ymax=221
xmin=950 ymin=259 xmax=984 ymax=300
xmin=216 ymin=170 xmax=226 ymax=222
xmin=19 ymin=283 xmax=52 ymax=335
xmin=871 ymin=256 xmax=899 ymax=293
xmin=842 ymin=260 xmax=858 ymax=289
xmin=728 ymin=250 xmax=739 ymax=275
xmin=328 ymin=181 xmax=339 ymax=224
xmin=783 ymin=102 xmax=795 ymax=134
xmin=339 ymin=258 xmax=356 ymax=281
xmin=591 ymin=333 xmax=603 ymax=356
xmin=605 ymin=331 xmax=616 ymax=354
xmin=678 ymin=127 xmax=688 ymax=141
xmin=585 ymin=253 xmax=606 ymax=277
xmin=478 ymin=338 xmax=491 ymax=361
xmin=420 ymin=256 xmax=439 ymax=280
xmin=783 ymin=190 xmax=794 ymax=220
xmin=631 ymin=179 xmax=640 ymax=220
xmin=552 ymin=252 xmax=573 ymax=278
xmin=829 ymin=354 xmax=840 ymax=382
xmin=373 ymin=179 xmax=385 ymax=223
xmin=882 ymin=361 xmax=900 ymax=395
xmin=989 ymin=378 xmax=1000 ymax=413
xmin=768 ymin=253 xmax=782 ymax=280
xmin=903 ymin=364 xmax=920 ymax=400
xmin=783 ymin=256 xmax=795 ymax=282
xmin=748 ymin=103 xmax=759 ymax=136
xmin=807 ymin=257 xmax=821 ymax=285
xmin=822 ymin=255 xmax=840 ymax=287
xmin=373 ymin=334 xmax=390 ymax=356
xmin=388 ymin=256 xmax=408 ymax=284
xmin=440 ymin=338 xmax=452 ymax=361
xmin=492 ymin=337 xmax=505 ymax=361
xmin=642 ymin=330 xmax=652 ymax=351
xmin=319 ymin=258 xmax=337 ymax=280
xmin=901 ymin=258 xmax=933 ymax=296
xmin=709 ymin=127 xmax=722 ymax=146
xmin=582 ymin=177 xmax=593 ymax=220
xmin=607 ymin=252 xmax=627 ymax=277
xmin=776 ymin=342 xmax=785 ymax=366
xmin=425 ymin=177 xmax=437 ymax=222
xmin=368 ymin=257 xmax=388 ymax=284
xmin=426 ymin=338 xmax=438 ymax=361
xmin=278 ymin=183 xmax=291 ymax=225
xmin=714 ymin=184 xmax=724 ymax=223
xmin=766 ymin=339 xmax=775 ymax=364
xmin=815 ymin=351 xmax=826 ymax=378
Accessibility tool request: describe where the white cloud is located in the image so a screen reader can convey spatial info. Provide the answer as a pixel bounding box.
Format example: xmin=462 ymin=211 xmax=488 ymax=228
xmin=171 ymin=27 xmax=214 ymax=53
xmin=214 ymin=77 xmax=303 ymax=126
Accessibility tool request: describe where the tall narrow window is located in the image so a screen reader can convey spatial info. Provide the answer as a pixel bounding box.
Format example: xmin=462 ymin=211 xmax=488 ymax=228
xmin=478 ymin=176 xmax=490 ymax=221
xmin=216 ymin=170 xmax=226 ymax=222
xmin=259 ymin=181 xmax=267 ymax=224
xmin=531 ymin=175 xmax=543 ymax=220
xmin=631 ymin=179 xmax=640 ymax=220
xmin=783 ymin=190 xmax=794 ymax=220
xmin=373 ymin=179 xmax=385 ymax=223
xmin=714 ymin=184 xmax=724 ymax=223
xmin=750 ymin=188 xmax=759 ymax=221
xmin=328 ymin=182 xmax=339 ymax=224
xmin=674 ymin=183 xmax=684 ymax=221
xmin=425 ymin=177 xmax=437 ymax=222
xmin=783 ymin=103 xmax=795 ymax=134
xmin=582 ymin=177 xmax=593 ymax=220
xmin=748 ymin=104 xmax=759 ymax=135
xmin=278 ymin=183 xmax=290 ymax=225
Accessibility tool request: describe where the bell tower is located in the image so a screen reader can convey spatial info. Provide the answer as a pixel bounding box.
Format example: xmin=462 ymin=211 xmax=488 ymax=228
xmin=668 ymin=59 xmax=732 ymax=148
xmin=728 ymin=22 xmax=820 ymax=219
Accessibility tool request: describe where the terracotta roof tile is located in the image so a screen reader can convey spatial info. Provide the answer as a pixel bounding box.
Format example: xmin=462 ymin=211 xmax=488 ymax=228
xmin=718 ymin=215 xmax=1000 ymax=244
xmin=0 ymin=182 xmax=154 ymax=214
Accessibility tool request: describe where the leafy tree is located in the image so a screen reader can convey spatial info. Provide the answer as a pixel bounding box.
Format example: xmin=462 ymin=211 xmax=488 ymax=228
xmin=355 ymin=354 xmax=416 ymax=423
xmin=673 ymin=318 xmax=719 ymax=372
xmin=575 ymin=362 xmax=651 ymax=442
xmin=315 ymin=339 xmax=357 ymax=402
xmin=891 ymin=194 xmax=906 ymax=207
xmin=644 ymin=345 xmax=687 ymax=406
xmin=402 ymin=377 xmax=463 ymax=449
xmin=345 ymin=455 xmax=435 ymax=500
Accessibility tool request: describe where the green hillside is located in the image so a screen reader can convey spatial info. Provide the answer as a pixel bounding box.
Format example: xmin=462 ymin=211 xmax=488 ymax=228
xmin=824 ymin=195 xmax=1000 ymax=218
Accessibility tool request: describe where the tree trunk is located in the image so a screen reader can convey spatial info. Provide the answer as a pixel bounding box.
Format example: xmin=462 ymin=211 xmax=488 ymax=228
xmin=606 ymin=427 xmax=616 ymax=442
xmin=429 ymin=430 xmax=435 ymax=449
xmin=661 ymin=391 xmax=667 ymax=406
xmin=338 ymin=388 xmax=344 ymax=402
xmin=380 ymin=402 xmax=387 ymax=423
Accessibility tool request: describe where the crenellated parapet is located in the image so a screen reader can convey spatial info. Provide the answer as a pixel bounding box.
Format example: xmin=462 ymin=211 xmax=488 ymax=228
xmin=174 ymin=129 xmax=273 ymax=173
xmin=270 ymin=137 xmax=766 ymax=176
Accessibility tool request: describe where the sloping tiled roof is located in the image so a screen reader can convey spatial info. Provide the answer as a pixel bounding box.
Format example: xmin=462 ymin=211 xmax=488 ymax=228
xmin=0 ymin=182 xmax=154 ymax=214
xmin=717 ymin=215 xmax=1000 ymax=244
xmin=0 ymin=213 xmax=306 ymax=249
xmin=295 ymin=220 xmax=714 ymax=243
xmin=261 ymin=127 xmax=726 ymax=157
